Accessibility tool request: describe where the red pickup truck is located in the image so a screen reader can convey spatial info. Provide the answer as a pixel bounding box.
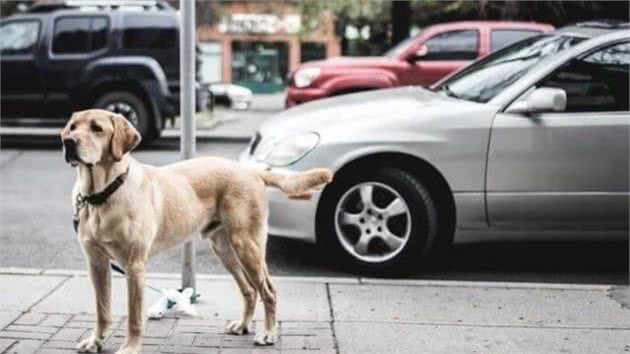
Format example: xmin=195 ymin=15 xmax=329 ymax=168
xmin=286 ymin=21 xmax=554 ymax=107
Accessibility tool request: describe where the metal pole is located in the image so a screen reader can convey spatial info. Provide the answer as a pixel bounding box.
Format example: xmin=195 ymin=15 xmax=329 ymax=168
xmin=180 ymin=0 xmax=196 ymax=292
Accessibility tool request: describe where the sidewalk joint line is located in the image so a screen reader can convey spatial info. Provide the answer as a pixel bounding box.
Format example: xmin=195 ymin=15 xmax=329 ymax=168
xmin=325 ymin=283 xmax=340 ymax=354
xmin=24 ymin=275 xmax=72 ymax=315
xmin=334 ymin=319 xmax=630 ymax=331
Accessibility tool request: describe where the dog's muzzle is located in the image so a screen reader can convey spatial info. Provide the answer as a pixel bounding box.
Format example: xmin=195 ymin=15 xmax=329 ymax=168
xmin=63 ymin=138 xmax=81 ymax=166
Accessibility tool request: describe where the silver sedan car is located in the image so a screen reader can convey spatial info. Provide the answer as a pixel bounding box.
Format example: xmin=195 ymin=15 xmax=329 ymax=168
xmin=241 ymin=25 xmax=629 ymax=273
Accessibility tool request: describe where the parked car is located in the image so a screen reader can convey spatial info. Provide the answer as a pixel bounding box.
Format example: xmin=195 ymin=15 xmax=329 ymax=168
xmin=0 ymin=0 xmax=209 ymax=142
xmin=286 ymin=21 xmax=554 ymax=107
xmin=242 ymin=23 xmax=629 ymax=274
xmin=209 ymin=83 xmax=253 ymax=110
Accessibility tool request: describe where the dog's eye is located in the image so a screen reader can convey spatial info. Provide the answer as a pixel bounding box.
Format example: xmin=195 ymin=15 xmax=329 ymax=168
xmin=91 ymin=124 xmax=103 ymax=133
xmin=70 ymin=124 xmax=76 ymax=131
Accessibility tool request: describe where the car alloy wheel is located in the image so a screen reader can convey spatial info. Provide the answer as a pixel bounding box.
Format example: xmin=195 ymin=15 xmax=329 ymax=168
xmin=334 ymin=181 xmax=412 ymax=264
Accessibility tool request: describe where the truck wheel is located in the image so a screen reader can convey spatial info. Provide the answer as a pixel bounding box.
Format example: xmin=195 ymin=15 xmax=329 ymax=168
xmin=318 ymin=168 xmax=438 ymax=276
xmin=95 ymin=91 xmax=151 ymax=141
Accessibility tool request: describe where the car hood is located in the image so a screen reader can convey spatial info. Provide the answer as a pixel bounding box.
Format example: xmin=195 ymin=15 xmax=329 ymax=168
xmin=259 ymin=86 xmax=494 ymax=138
xmin=300 ymin=56 xmax=397 ymax=69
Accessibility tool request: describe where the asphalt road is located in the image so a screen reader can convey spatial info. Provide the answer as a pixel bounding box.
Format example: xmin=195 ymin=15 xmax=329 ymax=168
xmin=1 ymin=137 xmax=628 ymax=285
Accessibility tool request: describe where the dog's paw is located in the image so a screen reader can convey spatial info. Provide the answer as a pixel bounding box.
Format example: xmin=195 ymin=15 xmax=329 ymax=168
xmin=254 ymin=331 xmax=277 ymax=346
xmin=76 ymin=335 xmax=102 ymax=353
xmin=225 ymin=320 xmax=249 ymax=335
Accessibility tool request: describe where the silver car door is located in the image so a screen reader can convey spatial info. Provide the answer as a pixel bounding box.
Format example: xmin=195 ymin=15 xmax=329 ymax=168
xmin=486 ymin=41 xmax=630 ymax=230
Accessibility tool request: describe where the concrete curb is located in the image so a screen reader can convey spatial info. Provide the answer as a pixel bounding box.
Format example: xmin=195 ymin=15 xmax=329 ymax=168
xmin=0 ymin=267 xmax=613 ymax=290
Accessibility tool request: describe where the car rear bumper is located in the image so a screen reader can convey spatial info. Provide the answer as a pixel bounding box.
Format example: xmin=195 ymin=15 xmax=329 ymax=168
xmin=286 ymin=86 xmax=328 ymax=107
xmin=239 ymin=150 xmax=319 ymax=243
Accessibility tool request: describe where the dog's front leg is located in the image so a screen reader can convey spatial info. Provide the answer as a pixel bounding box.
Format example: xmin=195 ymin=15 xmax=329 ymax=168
xmin=116 ymin=260 xmax=145 ymax=354
xmin=77 ymin=244 xmax=111 ymax=353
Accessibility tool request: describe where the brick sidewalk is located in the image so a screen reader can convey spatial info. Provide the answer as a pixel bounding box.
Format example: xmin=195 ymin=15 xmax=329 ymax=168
xmin=2 ymin=314 xmax=334 ymax=353
xmin=0 ymin=270 xmax=628 ymax=354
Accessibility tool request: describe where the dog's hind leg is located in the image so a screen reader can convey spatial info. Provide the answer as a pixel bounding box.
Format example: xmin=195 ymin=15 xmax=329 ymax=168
xmin=228 ymin=227 xmax=277 ymax=346
xmin=207 ymin=227 xmax=257 ymax=336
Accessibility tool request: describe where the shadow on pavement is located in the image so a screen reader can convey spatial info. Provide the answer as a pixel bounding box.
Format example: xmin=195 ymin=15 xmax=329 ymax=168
xmin=266 ymin=237 xmax=629 ymax=285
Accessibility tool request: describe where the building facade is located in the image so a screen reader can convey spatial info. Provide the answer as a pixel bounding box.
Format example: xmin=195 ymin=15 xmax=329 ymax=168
xmin=196 ymin=1 xmax=340 ymax=93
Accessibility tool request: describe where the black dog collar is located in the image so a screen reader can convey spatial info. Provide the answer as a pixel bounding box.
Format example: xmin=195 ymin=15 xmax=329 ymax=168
xmin=73 ymin=167 xmax=130 ymax=233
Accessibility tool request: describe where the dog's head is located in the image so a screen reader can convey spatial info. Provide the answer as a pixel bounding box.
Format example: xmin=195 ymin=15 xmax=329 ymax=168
xmin=60 ymin=109 xmax=141 ymax=167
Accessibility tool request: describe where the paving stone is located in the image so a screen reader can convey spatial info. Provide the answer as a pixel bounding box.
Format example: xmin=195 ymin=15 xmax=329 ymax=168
xmin=281 ymin=350 xmax=335 ymax=354
xmin=0 ymin=312 xmax=21 ymax=333
xmin=163 ymin=333 xmax=196 ymax=346
xmin=335 ymin=322 xmax=630 ymax=354
xmin=280 ymin=322 xmax=330 ymax=330
xmin=220 ymin=348 xmax=279 ymax=354
xmin=3 ymin=339 xmax=44 ymax=354
xmin=41 ymin=340 xmax=77 ymax=349
xmin=158 ymin=345 xmax=220 ymax=353
xmin=0 ymin=338 xmax=16 ymax=352
xmin=50 ymin=328 xmax=88 ymax=342
xmin=305 ymin=333 xmax=335 ymax=350
xmin=330 ymin=283 xmax=630 ymax=328
xmin=40 ymin=314 xmax=72 ymax=327
xmin=0 ymin=331 xmax=51 ymax=340
xmin=13 ymin=313 xmax=45 ymax=326
xmin=177 ymin=324 xmax=224 ymax=334
xmin=63 ymin=320 xmax=93 ymax=329
xmin=177 ymin=318 xmax=227 ymax=327
xmin=221 ymin=335 xmax=257 ymax=348
xmin=5 ymin=325 xmax=58 ymax=334
xmin=35 ymin=349 xmax=77 ymax=354
xmin=280 ymin=336 xmax=308 ymax=350
xmin=0 ymin=275 xmax=68 ymax=312
xmin=191 ymin=334 xmax=222 ymax=347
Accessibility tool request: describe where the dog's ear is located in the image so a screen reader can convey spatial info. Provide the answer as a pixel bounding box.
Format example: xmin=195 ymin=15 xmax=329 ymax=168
xmin=110 ymin=114 xmax=141 ymax=161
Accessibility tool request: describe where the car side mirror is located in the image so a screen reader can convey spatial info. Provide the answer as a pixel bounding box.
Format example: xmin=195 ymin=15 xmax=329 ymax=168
xmin=506 ymin=87 xmax=567 ymax=114
xmin=408 ymin=44 xmax=428 ymax=62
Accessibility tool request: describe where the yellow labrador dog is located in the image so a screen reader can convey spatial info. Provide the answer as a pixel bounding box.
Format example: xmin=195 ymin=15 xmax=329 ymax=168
xmin=61 ymin=109 xmax=332 ymax=354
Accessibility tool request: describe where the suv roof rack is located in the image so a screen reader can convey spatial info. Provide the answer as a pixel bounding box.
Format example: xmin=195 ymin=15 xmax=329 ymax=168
xmin=27 ymin=0 xmax=173 ymax=13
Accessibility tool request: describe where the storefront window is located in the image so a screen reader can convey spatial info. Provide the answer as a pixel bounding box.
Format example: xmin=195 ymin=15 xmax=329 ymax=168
xmin=231 ymin=41 xmax=288 ymax=93
xmin=300 ymin=42 xmax=326 ymax=63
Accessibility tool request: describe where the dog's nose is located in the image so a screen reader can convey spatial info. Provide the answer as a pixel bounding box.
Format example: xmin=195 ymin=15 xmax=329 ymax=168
xmin=63 ymin=138 xmax=79 ymax=163
xmin=63 ymin=138 xmax=77 ymax=150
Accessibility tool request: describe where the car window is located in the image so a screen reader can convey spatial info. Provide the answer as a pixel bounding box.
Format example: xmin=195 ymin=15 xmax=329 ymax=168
xmin=52 ymin=17 xmax=109 ymax=54
xmin=491 ymin=29 xmax=541 ymax=51
xmin=423 ymin=30 xmax=478 ymax=60
xmin=123 ymin=14 xmax=176 ymax=50
xmin=539 ymin=41 xmax=630 ymax=112
xmin=0 ymin=20 xmax=40 ymax=55
xmin=384 ymin=35 xmax=417 ymax=58
xmin=435 ymin=34 xmax=584 ymax=103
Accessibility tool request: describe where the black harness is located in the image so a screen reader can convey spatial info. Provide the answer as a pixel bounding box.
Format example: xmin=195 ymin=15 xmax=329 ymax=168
xmin=73 ymin=167 xmax=130 ymax=233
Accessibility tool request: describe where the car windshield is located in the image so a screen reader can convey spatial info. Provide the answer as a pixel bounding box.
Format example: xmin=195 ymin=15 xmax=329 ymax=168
xmin=384 ymin=35 xmax=417 ymax=58
xmin=434 ymin=34 xmax=585 ymax=103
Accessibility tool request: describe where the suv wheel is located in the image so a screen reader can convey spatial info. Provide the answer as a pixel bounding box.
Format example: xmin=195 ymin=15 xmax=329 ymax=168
xmin=318 ymin=168 xmax=438 ymax=275
xmin=95 ymin=91 xmax=151 ymax=140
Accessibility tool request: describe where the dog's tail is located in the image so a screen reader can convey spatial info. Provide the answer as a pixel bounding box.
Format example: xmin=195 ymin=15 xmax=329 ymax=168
xmin=259 ymin=168 xmax=333 ymax=199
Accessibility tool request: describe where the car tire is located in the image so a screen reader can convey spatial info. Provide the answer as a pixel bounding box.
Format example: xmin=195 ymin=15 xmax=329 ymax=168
xmin=318 ymin=168 xmax=438 ymax=276
xmin=94 ymin=91 xmax=152 ymax=141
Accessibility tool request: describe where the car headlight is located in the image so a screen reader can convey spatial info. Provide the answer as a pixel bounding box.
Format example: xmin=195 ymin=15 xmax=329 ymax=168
xmin=294 ymin=67 xmax=321 ymax=88
xmin=254 ymin=133 xmax=320 ymax=167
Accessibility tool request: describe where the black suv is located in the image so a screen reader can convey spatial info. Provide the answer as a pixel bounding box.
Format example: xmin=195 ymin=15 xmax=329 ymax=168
xmin=0 ymin=0 xmax=208 ymax=141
